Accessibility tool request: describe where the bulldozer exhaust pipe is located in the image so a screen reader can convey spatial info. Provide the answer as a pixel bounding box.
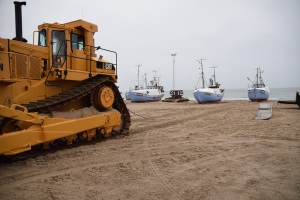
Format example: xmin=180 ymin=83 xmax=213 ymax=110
xmin=13 ymin=1 xmax=27 ymax=42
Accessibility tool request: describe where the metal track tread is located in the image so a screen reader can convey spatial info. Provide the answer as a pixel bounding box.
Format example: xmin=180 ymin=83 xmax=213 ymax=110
xmin=2 ymin=75 xmax=131 ymax=161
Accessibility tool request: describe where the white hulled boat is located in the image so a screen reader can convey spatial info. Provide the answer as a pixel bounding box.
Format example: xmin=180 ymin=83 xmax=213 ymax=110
xmin=193 ymin=59 xmax=224 ymax=103
xmin=129 ymin=66 xmax=164 ymax=102
xmin=247 ymin=68 xmax=270 ymax=101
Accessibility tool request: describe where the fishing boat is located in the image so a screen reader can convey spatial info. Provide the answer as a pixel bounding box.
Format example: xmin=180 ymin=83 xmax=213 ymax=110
xmin=129 ymin=66 xmax=164 ymax=102
xmin=193 ymin=59 xmax=224 ymax=103
xmin=247 ymin=68 xmax=270 ymax=101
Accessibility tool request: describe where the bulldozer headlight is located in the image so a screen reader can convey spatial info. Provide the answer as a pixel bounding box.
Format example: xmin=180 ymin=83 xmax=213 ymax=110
xmin=56 ymin=57 xmax=61 ymax=63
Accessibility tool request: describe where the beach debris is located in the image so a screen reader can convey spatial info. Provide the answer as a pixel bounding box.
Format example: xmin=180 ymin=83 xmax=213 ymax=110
xmin=253 ymin=103 xmax=273 ymax=120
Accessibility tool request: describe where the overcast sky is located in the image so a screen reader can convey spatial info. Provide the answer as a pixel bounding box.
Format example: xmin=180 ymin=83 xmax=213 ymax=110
xmin=1 ymin=0 xmax=299 ymax=92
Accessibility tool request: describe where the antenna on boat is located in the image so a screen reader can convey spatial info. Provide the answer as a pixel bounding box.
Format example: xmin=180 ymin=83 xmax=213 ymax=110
xmin=256 ymin=68 xmax=259 ymax=85
xmin=258 ymin=68 xmax=264 ymax=85
xmin=141 ymin=75 xmax=144 ymax=89
xmin=210 ymin=66 xmax=218 ymax=84
xmin=144 ymin=73 xmax=147 ymax=87
xmin=136 ymin=64 xmax=142 ymax=89
xmin=153 ymin=70 xmax=160 ymax=86
xmin=197 ymin=58 xmax=207 ymax=88
xmin=153 ymin=70 xmax=157 ymax=78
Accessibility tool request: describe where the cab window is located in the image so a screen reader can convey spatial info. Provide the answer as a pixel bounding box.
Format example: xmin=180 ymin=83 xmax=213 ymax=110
xmin=71 ymin=33 xmax=85 ymax=50
xmin=52 ymin=31 xmax=65 ymax=56
xmin=38 ymin=29 xmax=46 ymax=46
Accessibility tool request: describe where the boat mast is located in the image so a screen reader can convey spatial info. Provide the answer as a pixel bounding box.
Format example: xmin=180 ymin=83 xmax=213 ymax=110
xmin=136 ymin=64 xmax=142 ymax=89
xmin=258 ymin=68 xmax=264 ymax=85
xmin=256 ymin=68 xmax=258 ymax=86
xmin=197 ymin=58 xmax=207 ymax=88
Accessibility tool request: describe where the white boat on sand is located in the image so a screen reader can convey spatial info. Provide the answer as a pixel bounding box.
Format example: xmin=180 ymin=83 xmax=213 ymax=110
xmin=247 ymin=68 xmax=270 ymax=102
xmin=193 ymin=59 xmax=224 ymax=103
xmin=129 ymin=67 xmax=164 ymax=102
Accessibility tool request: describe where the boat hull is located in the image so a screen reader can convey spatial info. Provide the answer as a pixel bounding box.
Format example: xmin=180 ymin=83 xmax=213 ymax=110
xmin=125 ymin=92 xmax=131 ymax=100
xmin=248 ymin=87 xmax=270 ymax=101
xmin=129 ymin=91 xmax=164 ymax=102
xmin=193 ymin=88 xmax=224 ymax=103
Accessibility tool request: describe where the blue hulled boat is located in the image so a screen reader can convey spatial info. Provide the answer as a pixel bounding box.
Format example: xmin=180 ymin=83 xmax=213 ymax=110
xmin=193 ymin=59 xmax=224 ymax=103
xmin=129 ymin=66 xmax=164 ymax=102
xmin=247 ymin=68 xmax=270 ymax=102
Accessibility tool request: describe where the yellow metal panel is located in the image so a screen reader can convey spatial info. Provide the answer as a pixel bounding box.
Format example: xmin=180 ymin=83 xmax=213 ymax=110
xmin=63 ymin=20 xmax=98 ymax=33
xmin=12 ymin=79 xmax=47 ymax=104
xmin=0 ymin=39 xmax=10 ymax=80
xmin=29 ymin=57 xmax=41 ymax=79
xmin=15 ymin=54 xmax=28 ymax=78
xmin=0 ymin=105 xmax=43 ymax=125
xmin=9 ymin=40 xmax=48 ymax=59
xmin=71 ymin=49 xmax=86 ymax=71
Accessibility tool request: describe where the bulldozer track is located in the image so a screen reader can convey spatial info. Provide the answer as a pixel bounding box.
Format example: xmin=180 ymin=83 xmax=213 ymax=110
xmin=2 ymin=75 xmax=131 ymax=161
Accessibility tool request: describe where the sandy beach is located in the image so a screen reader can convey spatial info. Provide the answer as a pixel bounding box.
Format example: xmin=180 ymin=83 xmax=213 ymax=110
xmin=0 ymin=100 xmax=299 ymax=200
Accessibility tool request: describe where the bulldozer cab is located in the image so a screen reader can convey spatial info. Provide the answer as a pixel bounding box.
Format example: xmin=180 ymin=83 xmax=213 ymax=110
xmin=34 ymin=20 xmax=117 ymax=84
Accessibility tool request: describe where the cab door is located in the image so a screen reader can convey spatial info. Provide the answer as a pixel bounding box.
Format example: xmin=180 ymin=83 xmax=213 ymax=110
xmin=51 ymin=30 xmax=66 ymax=69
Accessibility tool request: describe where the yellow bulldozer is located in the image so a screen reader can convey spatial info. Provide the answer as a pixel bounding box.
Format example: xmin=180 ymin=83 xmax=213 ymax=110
xmin=0 ymin=2 xmax=131 ymax=159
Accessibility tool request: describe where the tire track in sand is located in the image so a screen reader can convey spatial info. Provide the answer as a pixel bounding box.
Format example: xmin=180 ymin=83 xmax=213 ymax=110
xmin=144 ymin=129 xmax=180 ymax=200
xmin=130 ymin=102 xmax=237 ymax=135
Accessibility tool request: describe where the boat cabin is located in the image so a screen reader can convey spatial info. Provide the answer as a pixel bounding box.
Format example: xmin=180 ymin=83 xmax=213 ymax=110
xmin=253 ymin=84 xmax=265 ymax=88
